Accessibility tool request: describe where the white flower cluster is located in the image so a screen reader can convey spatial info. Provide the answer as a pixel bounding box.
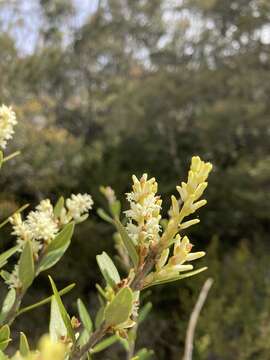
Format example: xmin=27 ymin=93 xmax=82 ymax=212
xmin=125 ymin=174 xmax=162 ymax=245
xmin=65 ymin=193 xmax=94 ymax=222
xmin=10 ymin=195 xmax=93 ymax=252
xmin=0 ymin=104 xmax=17 ymax=149
xmin=7 ymin=194 xmax=93 ymax=289
xmin=10 ymin=199 xmax=58 ymax=255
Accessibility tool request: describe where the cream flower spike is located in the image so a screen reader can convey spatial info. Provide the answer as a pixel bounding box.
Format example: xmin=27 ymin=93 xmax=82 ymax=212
xmin=0 ymin=104 xmax=17 ymax=149
xmin=161 ymin=156 xmax=212 ymax=247
xmin=125 ymin=173 xmax=162 ymax=245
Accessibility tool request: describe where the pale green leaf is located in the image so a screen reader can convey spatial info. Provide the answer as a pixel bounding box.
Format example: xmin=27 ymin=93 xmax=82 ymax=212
xmin=134 ymin=348 xmax=154 ymax=360
xmin=19 ymin=332 xmax=30 ymax=356
xmin=97 ymin=208 xmax=113 ymax=224
xmin=50 ymin=296 xmax=67 ymax=342
xmin=95 ymin=305 xmax=105 ymax=329
xmin=0 ymin=151 xmax=3 ymax=169
xmin=109 ymin=200 xmax=121 ymax=218
xmin=18 ymin=241 xmax=35 ymax=291
xmin=91 ymin=335 xmax=119 ymax=353
xmin=0 ymin=349 xmax=8 ymax=359
xmin=104 ymin=287 xmax=133 ymax=326
xmin=38 ymin=222 xmax=74 ymax=273
xmin=114 ymin=219 xmax=139 ymax=267
xmin=0 ymin=271 xmax=10 ymax=282
xmin=49 ymin=276 xmax=75 ymax=343
xmin=96 ymin=252 xmax=120 ymax=287
xmin=54 ymin=196 xmax=65 ymax=217
xmin=0 ymin=325 xmax=10 ymax=351
xmin=0 ymin=326 xmax=9 ymax=343
xmin=0 ymin=245 xmax=20 ymax=269
xmin=138 ymin=302 xmax=152 ymax=323
xmin=77 ymin=299 xmax=93 ymax=334
xmin=0 ymin=339 xmax=10 ymax=351
xmin=144 ymin=267 xmax=208 ymax=289
xmin=18 ymin=283 xmax=75 ymax=316
xmin=0 ymin=289 xmax=16 ymax=324
xmin=0 ymin=204 xmax=29 ymax=230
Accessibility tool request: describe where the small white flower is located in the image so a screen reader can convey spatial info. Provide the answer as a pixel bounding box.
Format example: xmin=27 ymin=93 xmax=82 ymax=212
xmin=66 ymin=193 xmax=93 ymax=221
xmin=10 ymin=213 xmax=32 ymax=242
xmin=26 ymin=208 xmax=58 ymax=242
xmin=0 ymin=104 xmax=17 ymax=149
xmin=10 ymin=199 xmax=59 ymax=249
xmin=36 ymin=199 xmax=54 ymax=215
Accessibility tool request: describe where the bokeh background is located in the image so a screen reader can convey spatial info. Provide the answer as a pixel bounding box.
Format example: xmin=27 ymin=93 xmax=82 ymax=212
xmin=0 ymin=0 xmax=270 ymax=359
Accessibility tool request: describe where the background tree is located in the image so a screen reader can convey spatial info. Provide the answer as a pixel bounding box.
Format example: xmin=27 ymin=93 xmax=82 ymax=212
xmin=0 ymin=0 xmax=270 ymax=358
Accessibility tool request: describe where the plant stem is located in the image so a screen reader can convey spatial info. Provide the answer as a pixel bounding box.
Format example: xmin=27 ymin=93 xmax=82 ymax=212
xmin=70 ymin=323 xmax=108 ymax=360
xmin=130 ymin=245 xmax=159 ymax=291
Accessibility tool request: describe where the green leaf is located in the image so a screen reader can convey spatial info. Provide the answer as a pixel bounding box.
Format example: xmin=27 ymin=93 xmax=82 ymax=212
xmin=97 ymin=208 xmax=114 ymax=224
xmin=0 ymin=289 xmax=16 ymax=324
xmin=0 ymin=271 xmax=10 ymax=282
xmin=0 ymin=204 xmax=29 ymax=230
xmin=77 ymin=299 xmax=93 ymax=334
xmin=134 ymin=348 xmax=154 ymax=360
xmin=38 ymin=222 xmax=74 ymax=273
xmin=0 ymin=340 xmax=10 ymax=352
xmin=50 ymin=296 xmax=67 ymax=342
xmin=138 ymin=302 xmax=152 ymax=323
xmin=95 ymin=305 xmax=105 ymax=329
xmin=96 ymin=252 xmax=120 ymax=287
xmin=109 ymin=200 xmax=121 ymax=218
xmin=91 ymin=335 xmax=119 ymax=353
xmin=0 ymin=245 xmax=20 ymax=269
xmin=114 ymin=219 xmax=139 ymax=268
xmin=18 ymin=283 xmax=75 ymax=316
xmin=144 ymin=267 xmax=208 ymax=289
xmin=0 ymin=349 xmax=9 ymax=359
xmin=119 ymin=338 xmax=129 ymax=351
xmin=49 ymin=276 xmax=75 ymax=343
xmin=19 ymin=332 xmax=30 ymax=356
xmin=0 ymin=151 xmax=3 ymax=169
xmin=0 ymin=326 xmax=9 ymax=343
xmin=104 ymin=287 xmax=133 ymax=326
xmin=18 ymin=241 xmax=35 ymax=291
xmin=0 ymin=325 xmax=10 ymax=351
xmin=54 ymin=196 xmax=65 ymax=217
xmin=78 ymin=329 xmax=90 ymax=349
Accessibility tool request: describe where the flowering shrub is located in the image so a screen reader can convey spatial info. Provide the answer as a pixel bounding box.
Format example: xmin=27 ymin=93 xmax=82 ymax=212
xmin=0 ymin=105 xmax=212 ymax=360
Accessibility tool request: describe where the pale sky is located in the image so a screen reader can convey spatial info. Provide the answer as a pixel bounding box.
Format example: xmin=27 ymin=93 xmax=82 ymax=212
xmin=0 ymin=0 xmax=99 ymax=54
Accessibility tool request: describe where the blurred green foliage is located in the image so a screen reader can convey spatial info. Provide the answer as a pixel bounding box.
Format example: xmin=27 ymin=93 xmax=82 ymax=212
xmin=0 ymin=0 xmax=270 ymax=358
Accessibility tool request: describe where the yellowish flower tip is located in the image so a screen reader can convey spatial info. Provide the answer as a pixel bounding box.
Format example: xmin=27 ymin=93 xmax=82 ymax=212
xmin=38 ymin=335 xmax=66 ymax=360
